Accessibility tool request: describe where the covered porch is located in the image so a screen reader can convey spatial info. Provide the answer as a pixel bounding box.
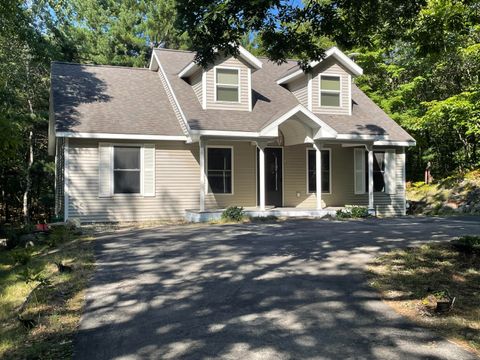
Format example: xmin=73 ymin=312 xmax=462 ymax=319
xmin=185 ymin=206 xmax=342 ymax=223
xmin=189 ymin=106 xmax=402 ymax=222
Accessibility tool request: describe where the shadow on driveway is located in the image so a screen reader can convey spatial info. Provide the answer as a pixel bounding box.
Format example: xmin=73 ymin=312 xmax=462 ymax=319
xmin=74 ymin=216 xmax=480 ymax=359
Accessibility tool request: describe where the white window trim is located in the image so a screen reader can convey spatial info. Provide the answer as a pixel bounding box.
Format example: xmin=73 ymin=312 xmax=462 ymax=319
xmin=354 ymin=149 xmax=394 ymax=195
xmin=306 ymin=147 xmax=332 ymax=195
xmin=371 ymin=150 xmax=386 ymax=194
xmin=319 ymin=74 xmax=342 ymax=108
xmin=214 ymin=66 xmax=241 ymax=104
xmin=111 ymin=143 xmax=145 ymax=197
xmin=206 ymin=145 xmax=234 ymax=195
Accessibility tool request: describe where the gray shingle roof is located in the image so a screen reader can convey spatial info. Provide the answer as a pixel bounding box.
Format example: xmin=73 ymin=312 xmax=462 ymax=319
xmin=154 ymin=49 xmax=414 ymax=142
xmin=51 ymin=62 xmax=184 ymax=136
xmin=51 ymin=50 xmax=414 ymax=143
xmin=154 ymin=49 xmax=301 ymax=132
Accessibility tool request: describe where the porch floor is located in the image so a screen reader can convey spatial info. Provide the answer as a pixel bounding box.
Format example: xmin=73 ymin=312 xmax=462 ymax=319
xmin=185 ymin=206 xmax=342 ymax=223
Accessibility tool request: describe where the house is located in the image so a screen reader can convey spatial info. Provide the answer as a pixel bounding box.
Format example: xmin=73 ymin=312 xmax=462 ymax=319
xmin=48 ymin=46 xmax=415 ymax=223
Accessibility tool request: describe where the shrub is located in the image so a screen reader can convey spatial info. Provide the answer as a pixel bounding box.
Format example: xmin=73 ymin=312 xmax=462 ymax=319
xmin=10 ymin=249 xmax=32 ymax=265
xmin=451 ymin=235 xmax=480 ymax=254
xmin=336 ymin=206 xmax=369 ymax=219
xmin=221 ymin=206 xmax=246 ymax=222
xmin=47 ymin=225 xmax=72 ymax=247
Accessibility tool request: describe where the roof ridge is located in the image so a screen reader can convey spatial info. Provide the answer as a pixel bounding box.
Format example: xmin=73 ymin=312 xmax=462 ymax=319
xmin=51 ymin=61 xmax=150 ymax=71
xmin=153 ymin=48 xmax=194 ymax=54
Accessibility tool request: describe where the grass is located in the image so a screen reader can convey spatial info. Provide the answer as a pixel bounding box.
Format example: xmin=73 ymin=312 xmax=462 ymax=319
xmin=0 ymin=229 xmax=95 ymax=359
xmin=368 ymin=241 xmax=480 ymax=354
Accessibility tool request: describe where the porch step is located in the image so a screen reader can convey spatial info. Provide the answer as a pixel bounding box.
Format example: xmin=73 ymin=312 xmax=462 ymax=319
xmin=185 ymin=207 xmax=339 ymax=223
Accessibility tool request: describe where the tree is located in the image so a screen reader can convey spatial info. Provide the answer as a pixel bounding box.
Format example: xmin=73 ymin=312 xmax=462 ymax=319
xmin=175 ymin=0 xmax=425 ymax=68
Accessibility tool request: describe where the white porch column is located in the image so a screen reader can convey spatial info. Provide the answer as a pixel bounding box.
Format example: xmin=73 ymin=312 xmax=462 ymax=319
xmin=314 ymin=141 xmax=322 ymax=210
xmin=257 ymin=142 xmax=266 ymax=211
xmin=199 ymin=138 xmax=206 ymax=212
xmin=367 ymin=145 xmax=374 ymax=211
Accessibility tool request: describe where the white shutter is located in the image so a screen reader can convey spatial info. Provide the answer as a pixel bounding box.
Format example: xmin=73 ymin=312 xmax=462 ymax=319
xmin=142 ymin=144 xmax=155 ymax=196
xmin=384 ymin=149 xmax=397 ymax=194
xmin=354 ymin=148 xmax=365 ymax=194
xmin=98 ymin=143 xmax=112 ymax=197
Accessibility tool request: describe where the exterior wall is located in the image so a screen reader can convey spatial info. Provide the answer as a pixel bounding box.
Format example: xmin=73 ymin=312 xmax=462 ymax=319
xmin=63 ymin=139 xmax=405 ymax=222
xmin=311 ymin=58 xmax=351 ymax=115
xmin=67 ymin=139 xmax=199 ymax=222
xmin=205 ymin=56 xmax=250 ymax=111
xmin=65 ymin=139 xmax=258 ymax=222
xmin=283 ymin=144 xmax=406 ymax=216
xmin=54 ymin=138 xmax=65 ymax=217
xmin=288 ymin=76 xmax=308 ymax=108
xmin=190 ymin=69 xmax=203 ymax=106
xmin=204 ymin=141 xmax=257 ymax=209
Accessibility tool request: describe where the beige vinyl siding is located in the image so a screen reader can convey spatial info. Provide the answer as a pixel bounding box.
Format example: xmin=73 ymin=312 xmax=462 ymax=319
xmin=311 ymin=58 xmax=351 ymax=115
xmin=204 ymin=141 xmax=257 ymax=209
xmin=190 ymin=70 xmax=203 ymax=106
xmin=288 ymin=76 xmax=308 ymax=108
xmin=205 ymin=57 xmax=250 ymax=111
xmin=66 ymin=139 xmax=257 ymax=222
xmin=67 ymin=139 xmax=199 ymax=222
xmin=283 ymin=144 xmax=406 ymax=216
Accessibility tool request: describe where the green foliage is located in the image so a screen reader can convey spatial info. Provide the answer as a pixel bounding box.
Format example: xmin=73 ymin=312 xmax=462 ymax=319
xmin=336 ymin=206 xmax=369 ymax=219
xmin=10 ymin=249 xmax=32 ymax=266
xmin=451 ymin=235 xmax=480 ymax=254
xmin=48 ymin=226 xmax=72 ymax=247
xmin=221 ymin=206 xmax=245 ymax=222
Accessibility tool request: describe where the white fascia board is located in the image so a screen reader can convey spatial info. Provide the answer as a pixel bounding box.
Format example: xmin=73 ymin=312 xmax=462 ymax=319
xmin=373 ymin=140 xmax=417 ymax=147
xmin=260 ymin=104 xmax=338 ymax=138
xmin=190 ymin=129 xmax=266 ymax=138
xmin=238 ymin=45 xmax=262 ymax=69
xmin=178 ymin=45 xmax=262 ymax=79
xmin=178 ymin=61 xmax=200 ymax=78
xmin=277 ymin=47 xmax=363 ymax=85
xmin=153 ymin=52 xmax=192 ymax=138
xmin=56 ymin=132 xmax=188 ymax=141
xmin=148 ymin=51 xmax=159 ymax=71
xmin=336 ymin=134 xmax=389 ymax=141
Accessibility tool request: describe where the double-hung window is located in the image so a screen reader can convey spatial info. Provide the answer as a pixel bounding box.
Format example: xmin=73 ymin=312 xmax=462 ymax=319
xmin=365 ymin=151 xmax=386 ymax=192
xmin=320 ymin=75 xmax=341 ymax=107
xmin=307 ymin=149 xmax=331 ymax=193
xmin=207 ymin=147 xmax=233 ymax=194
xmin=354 ymin=148 xmax=396 ymax=195
xmin=215 ymin=68 xmax=239 ymax=102
xmin=113 ymin=146 xmax=141 ymax=194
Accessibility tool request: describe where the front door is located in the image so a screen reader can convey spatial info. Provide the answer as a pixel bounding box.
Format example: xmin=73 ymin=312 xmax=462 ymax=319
xmin=257 ymin=147 xmax=283 ymax=207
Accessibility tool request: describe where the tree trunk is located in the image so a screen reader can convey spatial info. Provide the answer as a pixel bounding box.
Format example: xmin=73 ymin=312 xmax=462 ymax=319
xmin=23 ymin=130 xmax=33 ymax=225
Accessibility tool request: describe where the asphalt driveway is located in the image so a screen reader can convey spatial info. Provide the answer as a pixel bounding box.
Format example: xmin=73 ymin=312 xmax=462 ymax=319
xmin=74 ymin=216 xmax=480 ymax=359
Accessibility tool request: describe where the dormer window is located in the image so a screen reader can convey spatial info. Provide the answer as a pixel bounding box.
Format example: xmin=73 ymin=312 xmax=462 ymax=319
xmin=320 ymin=75 xmax=341 ymax=107
xmin=215 ymin=67 xmax=239 ymax=102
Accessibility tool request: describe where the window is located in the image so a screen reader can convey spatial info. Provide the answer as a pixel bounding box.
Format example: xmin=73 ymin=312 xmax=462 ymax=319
xmin=207 ymin=147 xmax=233 ymax=194
xmin=216 ymin=68 xmax=239 ymax=102
xmin=320 ymin=75 xmax=341 ymax=107
xmin=307 ymin=149 xmax=331 ymax=193
xmin=365 ymin=151 xmax=386 ymax=192
xmin=113 ymin=146 xmax=141 ymax=194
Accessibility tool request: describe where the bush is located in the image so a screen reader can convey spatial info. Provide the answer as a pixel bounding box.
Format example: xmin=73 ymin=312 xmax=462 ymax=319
xmin=221 ymin=206 xmax=246 ymax=222
xmin=336 ymin=206 xmax=369 ymax=219
xmin=451 ymin=235 xmax=480 ymax=254
xmin=47 ymin=225 xmax=72 ymax=247
xmin=10 ymin=249 xmax=32 ymax=265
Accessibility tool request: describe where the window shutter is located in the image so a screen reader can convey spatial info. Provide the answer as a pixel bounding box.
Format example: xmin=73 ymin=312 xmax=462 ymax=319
xmin=384 ymin=149 xmax=397 ymax=194
xmin=142 ymin=144 xmax=155 ymax=196
xmin=98 ymin=143 xmax=112 ymax=197
xmin=354 ymin=148 xmax=365 ymax=194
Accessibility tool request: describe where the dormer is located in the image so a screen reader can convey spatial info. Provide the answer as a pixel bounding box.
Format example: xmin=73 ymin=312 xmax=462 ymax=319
xmin=178 ymin=46 xmax=262 ymax=112
xmin=277 ymin=47 xmax=363 ymax=116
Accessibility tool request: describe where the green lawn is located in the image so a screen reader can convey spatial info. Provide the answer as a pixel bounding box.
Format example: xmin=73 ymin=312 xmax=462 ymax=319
xmin=0 ymin=229 xmax=95 ymax=359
